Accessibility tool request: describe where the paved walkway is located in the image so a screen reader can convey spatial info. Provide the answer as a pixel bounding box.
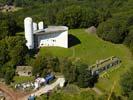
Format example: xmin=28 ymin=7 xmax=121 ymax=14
xmin=0 ymin=83 xmax=26 ymax=100
xmin=21 ymin=78 xmax=65 ymax=100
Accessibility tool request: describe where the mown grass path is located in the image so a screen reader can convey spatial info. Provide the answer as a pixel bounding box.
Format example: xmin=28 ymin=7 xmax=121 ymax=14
xmin=39 ymin=29 xmax=133 ymax=94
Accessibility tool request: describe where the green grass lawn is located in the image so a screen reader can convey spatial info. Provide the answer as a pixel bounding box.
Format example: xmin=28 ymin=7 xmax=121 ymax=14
xmin=13 ymin=76 xmax=35 ymax=84
xmin=39 ymin=29 xmax=133 ymax=95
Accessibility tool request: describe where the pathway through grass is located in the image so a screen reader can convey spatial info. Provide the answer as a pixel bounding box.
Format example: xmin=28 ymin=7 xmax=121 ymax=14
xmin=39 ymin=29 xmax=133 ymax=94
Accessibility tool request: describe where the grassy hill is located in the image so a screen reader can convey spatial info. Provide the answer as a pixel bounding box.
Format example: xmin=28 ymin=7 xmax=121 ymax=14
xmin=39 ymin=29 xmax=133 ymax=95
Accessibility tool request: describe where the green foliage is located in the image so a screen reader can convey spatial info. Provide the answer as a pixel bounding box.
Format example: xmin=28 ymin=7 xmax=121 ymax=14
xmin=120 ymin=67 xmax=133 ymax=95
xmin=9 ymin=0 xmax=133 ymax=54
xmin=97 ymin=8 xmax=112 ymax=23
xmin=4 ymin=66 xmax=15 ymax=84
xmin=0 ymin=13 xmax=17 ymax=40
xmin=56 ymin=5 xmax=98 ymax=28
xmin=32 ymin=55 xmax=48 ymax=76
xmin=49 ymin=93 xmax=64 ymax=100
xmin=0 ymin=19 xmax=8 ymax=39
xmin=13 ymin=76 xmax=34 ymax=84
xmin=126 ymin=16 xmax=133 ymax=27
xmin=0 ymin=0 xmax=133 ymax=98
xmin=60 ymin=58 xmax=96 ymax=87
xmin=40 ymin=29 xmax=133 ymax=94
xmin=98 ymin=92 xmax=121 ymax=100
xmin=0 ymin=36 xmax=28 ymax=67
xmin=124 ymin=29 xmax=133 ymax=53
xmin=97 ymin=18 xmax=127 ymax=43
xmin=79 ymin=91 xmax=95 ymax=100
xmin=0 ymin=39 xmax=9 ymax=67
xmin=7 ymin=14 xmax=17 ymax=36
xmin=0 ymin=64 xmax=15 ymax=84
xmin=77 ymin=70 xmax=93 ymax=88
xmin=32 ymin=54 xmax=60 ymax=77
xmin=128 ymin=92 xmax=133 ymax=100
xmin=37 ymin=91 xmax=96 ymax=100
xmin=60 ymin=58 xmax=77 ymax=83
xmin=63 ymin=84 xmax=80 ymax=94
xmin=50 ymin=57 xmax=60 ymax=72
xmin=0 ymin=0 xmax=6 ymax=4
xmin=14 ymin=0 xmax=41 ymax=7
xmin=32 ymin=55 xmax=96 ymax=88
xmin=0 ymin=36 xmax=29 ymax=84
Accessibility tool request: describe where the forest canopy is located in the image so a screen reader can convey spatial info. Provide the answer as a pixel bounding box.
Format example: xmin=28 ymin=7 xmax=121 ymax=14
xmin=0 ymin=0 xmax=133 ymax=96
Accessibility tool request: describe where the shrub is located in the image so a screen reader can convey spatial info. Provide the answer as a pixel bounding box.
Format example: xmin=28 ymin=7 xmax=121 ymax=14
xmin=97 ymin=18 xmax=127 ymax=43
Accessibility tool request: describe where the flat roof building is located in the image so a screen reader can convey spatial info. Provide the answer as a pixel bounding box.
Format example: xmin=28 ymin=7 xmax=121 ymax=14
xmin=16 ymin=66 xmax=32 ymax=76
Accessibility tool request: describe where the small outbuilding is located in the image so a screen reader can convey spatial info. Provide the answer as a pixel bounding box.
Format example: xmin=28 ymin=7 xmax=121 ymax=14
xmin=16 ymin=66 xmax=32 ymax=76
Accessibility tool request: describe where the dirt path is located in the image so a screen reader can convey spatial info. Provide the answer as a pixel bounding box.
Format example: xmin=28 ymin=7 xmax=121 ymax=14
xmin=0 ymin=78 xmax=65 ymax=100
xmin=0 ymin=83 xmax=17 ymax=100
xmin=0 ymin=83 xmax=27 ymax=100
xmin=31 ymin=78 xmax=65 ymax=97
xmin=92 ymin=87 xmax=103 ymax=95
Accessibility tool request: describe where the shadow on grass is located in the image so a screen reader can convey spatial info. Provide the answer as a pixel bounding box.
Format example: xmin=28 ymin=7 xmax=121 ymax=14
xmin=68 ymin=34 xmax=81 ymax=48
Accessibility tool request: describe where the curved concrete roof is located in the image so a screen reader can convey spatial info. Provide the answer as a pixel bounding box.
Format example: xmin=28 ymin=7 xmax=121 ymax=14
xmin=34 ymin=26 xmax=68 ymax=35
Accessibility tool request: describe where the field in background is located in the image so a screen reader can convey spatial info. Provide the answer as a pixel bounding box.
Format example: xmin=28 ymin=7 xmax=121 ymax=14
xmin=39 ymin=29 xmax=133 ymax=94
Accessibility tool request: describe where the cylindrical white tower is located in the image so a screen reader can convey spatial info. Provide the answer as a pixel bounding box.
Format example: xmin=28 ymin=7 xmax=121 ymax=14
xmin=38 ymin=21 xmax=44 ymax=30
xmin=33 ymin=22 xmax=37 ymax=31
xmin=24 ymin=17 xmax=34 ymax=49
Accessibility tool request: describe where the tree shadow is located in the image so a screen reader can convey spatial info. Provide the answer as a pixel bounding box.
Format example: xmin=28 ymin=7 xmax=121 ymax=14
xmin=68 ymin=34 xmax=81 ymax=48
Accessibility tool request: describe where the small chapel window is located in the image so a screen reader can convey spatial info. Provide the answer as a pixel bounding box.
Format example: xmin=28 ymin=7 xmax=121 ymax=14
xmin=53 ymin=40 xmax=56 ymax=42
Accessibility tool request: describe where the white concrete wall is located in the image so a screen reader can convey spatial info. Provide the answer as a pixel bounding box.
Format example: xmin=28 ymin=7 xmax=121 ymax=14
xmin=24 ymin=17 xmax=68 ymax=49
xmin=33 ymin=22 xmax=37 ymax=31
xmin=37 ymin=30 xmax=68 ymax=48
xmin=24 ymin=17 xmax=34 ymax=49
xmin=38 ymin=21 xmax=44 ymax=30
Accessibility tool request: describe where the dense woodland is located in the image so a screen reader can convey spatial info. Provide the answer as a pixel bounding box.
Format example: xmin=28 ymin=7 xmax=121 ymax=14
xmin=0 ymin=0 xmax=133 ymax=100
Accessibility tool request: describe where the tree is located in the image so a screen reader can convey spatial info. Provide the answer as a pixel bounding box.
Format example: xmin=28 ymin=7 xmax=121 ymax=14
xmin=47 ymin=57 xmax=60 ymax=72
xmin=126 ymin=16 xmax=133 ymax=27
xmin=56 ymin=5 xmax=82 ymax=28
xmin=6 ymin=0 xmax=14 ymax=5
xmin=56 ymin=5 xmax=98 ymax=28
xmin=7 ymin=15 xmax=17 ymax=36
xmin=75 ymin=62 xmax=98 ymax=88
xmin=129 ymin=92 xmax=133 ymax=100
xmin=0 ymin=36 xmax=28 ymax=67
xmin=32 ymin=55 xmax=48 ymax=76
xmin=124 ymin=29 xmax=133 ymax=53
xmin=97 ymin=18 xmax=127 ymax=43
xmin=120 ymin=67 xmax=133 ymax=95
xmin=77 ymin=69 xmax=93 ymax=88
xmin=3 ymin=65 xmax=15 ymax=84
xmin=14 ymin=0 xmax=23 ymax=7
xmin=80 ymin=8 xmax=98 ymax=27
xmin=0 ymin=39 xmax=9 ymax=67
xmin=97 ymin=8 xmax=112 ymax=23
xmin=32 ymin=54 xmax=60 ymax=77
xmin=14 ymin=0 xmax=34 ymax=7
xmin=0 ymin=14 xmax=17 ymax=40
xmin=6 ymin=36 xmax=28 ymax=66
xmin=10 ymin=45 xmax=26 ymax=66
xmin=0 ymin=19 xmax=9 ymax=40
xmin=61 ymin=58 xmax=77 ymax=83
xmin=0 ymin=36 xmax=29 ymax=84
